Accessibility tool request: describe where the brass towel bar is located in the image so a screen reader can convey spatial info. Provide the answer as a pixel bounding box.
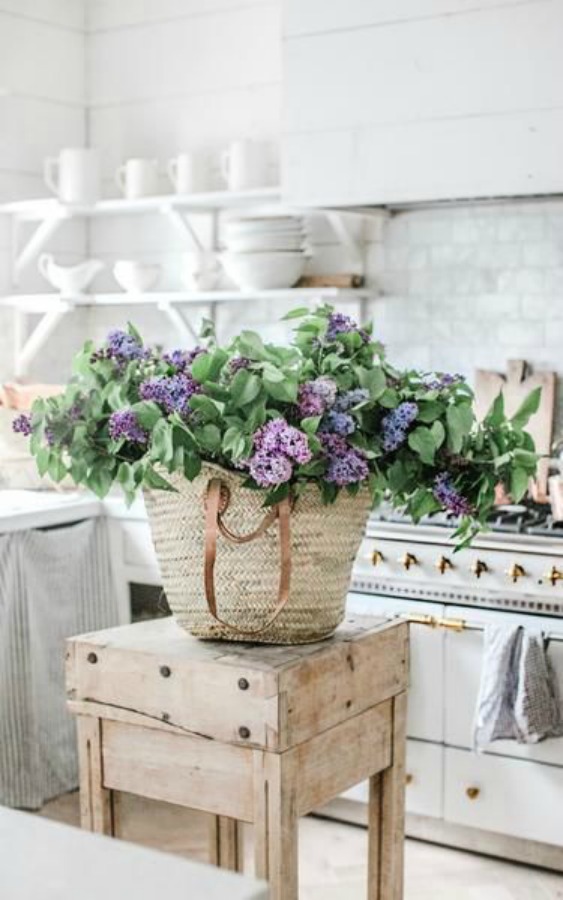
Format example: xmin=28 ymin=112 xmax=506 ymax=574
xmin=402 ymin=613 xmax=563 ymax=642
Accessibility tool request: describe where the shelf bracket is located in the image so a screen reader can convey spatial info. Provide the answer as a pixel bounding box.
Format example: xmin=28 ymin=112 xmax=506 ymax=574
xmin=14 ymin=302 xmax=71 ymax=378
xmin=12 ymin=215 xmax=66 ymax=285
xmin=157 ymin=300 xmax=199 ymax=344
xmin=162 ymin=206 xmax=205 ymax=253
xmin=322 ymin=210 xmax=365 ymax=274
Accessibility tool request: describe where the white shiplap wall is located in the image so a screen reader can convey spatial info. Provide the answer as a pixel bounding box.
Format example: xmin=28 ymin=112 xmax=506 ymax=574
xmin=283 ymin=0 xmax=563 ymax=205
xmin=0 ymin=1 xmax=87 ymax=382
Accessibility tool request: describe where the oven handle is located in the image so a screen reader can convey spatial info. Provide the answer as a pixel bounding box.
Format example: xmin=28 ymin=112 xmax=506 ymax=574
xmin=402 ymin=613 xmax=563 ymax=643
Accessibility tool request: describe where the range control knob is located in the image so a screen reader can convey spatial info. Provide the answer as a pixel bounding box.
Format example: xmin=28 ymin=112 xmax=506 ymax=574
xmin=436 ymin=555 xmax=453 ymax=575
xmin=471 ymin=559 xmax=488 ymax=578
xmin=400 ymin=552 xmax=418 ymax=571
xmin=371 ymin=550 xmax=384 ymax=567
xmin=506 ymin=563 xmax=526 ymax=583
xmin=544 ymin=565 xmax=563 ymax=586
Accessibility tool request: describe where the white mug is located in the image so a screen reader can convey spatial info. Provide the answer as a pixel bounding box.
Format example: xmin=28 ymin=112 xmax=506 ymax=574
xmin=220 ymin=140 xmax=270 ymax=191
xmin=43 ymin=148 xmax=100 ymax=204
xmin=115 ymin=158 xmax=159 ymax=199
xmin=167 ymin=152 xmax=208 ymax=194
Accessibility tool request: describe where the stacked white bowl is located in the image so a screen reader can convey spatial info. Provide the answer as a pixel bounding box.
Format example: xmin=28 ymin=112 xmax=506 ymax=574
xmin=221 ymin=214 xmax=308 ymax=290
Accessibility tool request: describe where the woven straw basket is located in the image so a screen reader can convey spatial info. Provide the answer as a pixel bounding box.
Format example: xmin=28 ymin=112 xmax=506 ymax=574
xmin=144 ymin=462 xmax=371 ymax=644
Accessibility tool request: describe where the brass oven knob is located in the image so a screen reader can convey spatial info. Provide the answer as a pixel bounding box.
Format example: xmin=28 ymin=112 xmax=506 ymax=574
xmin=405 ymin=773 xmax=413 ymax=786
xmin=465 ymin=786 xmax=480 ymax=800
xmin=471 ymin=560 xmax=488 ymax=578
xmin=372 ymin=550 xmax=384 ymax=567
xmin=400 ymin=552 xmax=418 ymax=571
xmin=436 ymin=555 xmax=453 ymax=575
xmin=506 ymin=563 xmax=526 ymax=583
xmin=544 ymin=565 xmax=563 ymax=586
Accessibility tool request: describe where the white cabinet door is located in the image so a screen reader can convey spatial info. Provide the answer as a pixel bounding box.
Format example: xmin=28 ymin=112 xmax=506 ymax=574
xmin=444 ymin=605 xmax=563 ymax=766
xmin=445 ymin=747 xmax=563 ymax=846
xmin=343 ymin=739 xmax=443 ymax=819
xmin=347 ymin=592 xmax=444 ymax=742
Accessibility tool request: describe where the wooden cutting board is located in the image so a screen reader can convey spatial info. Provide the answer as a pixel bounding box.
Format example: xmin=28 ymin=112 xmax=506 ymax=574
xmin=474 ymin=360 xmax=556 ymax=501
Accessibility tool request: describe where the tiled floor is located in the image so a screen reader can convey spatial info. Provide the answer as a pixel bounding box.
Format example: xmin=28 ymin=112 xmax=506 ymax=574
xmin=39 ymin=792 xmax=563 ymax=900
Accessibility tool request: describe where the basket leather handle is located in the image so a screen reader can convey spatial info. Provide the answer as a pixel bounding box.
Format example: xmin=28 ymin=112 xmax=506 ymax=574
xmin=204 ymin=478 xmax=292 ymax=636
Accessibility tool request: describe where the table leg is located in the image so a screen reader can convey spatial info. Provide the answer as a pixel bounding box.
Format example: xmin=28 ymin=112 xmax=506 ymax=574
xmin=209 ymin=815 xmax=244 ymax=872
xmin=76 ymin=716 xmax=114 ymax=835
xmin=367 ymin=693 xmax=407 ymax=900
xmin=254 ymin=752 xmax=298 ymax=900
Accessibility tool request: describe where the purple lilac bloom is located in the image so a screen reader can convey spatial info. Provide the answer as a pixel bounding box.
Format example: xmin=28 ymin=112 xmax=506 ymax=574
xmin=326 ymin=449 xmax=369 ymax=486
xmin=319 ymin=432 xmax=349 ymax=456
xmin=249 ymin=450 xmax=293 ymax=487
xmin=322 ymin=411 xmax=356 ymax=436
xmin=106 ymin=329 xmax=147 ymax=362
xmin=333 ymin=388 xmax=369 ymax=412
xmin=382 ymin=401 xmax=419 ymax=452
xmin=140 ymin=373 xmax=201 ymax=415
xmin=297 ymin=377 xmax=337 ymax=417
xmin=326 ymin=312 xmax=370 ymax=344
xmin=433 ymin=472 xmax=473 ymax=517
xmin=424 ymin=372 xmax=465 ymax=391
xmin=12 ymin=413 xmax=32 ymax=436
xmin=229 ymin=356 xmax=252 ymax=375
xmin=253 ymin=418 xmax=312 ymax=465
xmin=108 ymin=409 xmax=148 ymax=444
xmin=163 ymin=346 xmax=204 ymax=372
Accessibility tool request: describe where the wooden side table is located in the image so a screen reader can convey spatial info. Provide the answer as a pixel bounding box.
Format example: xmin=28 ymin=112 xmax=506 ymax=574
xmin=66 ymin=615 xmax=408 ymax=900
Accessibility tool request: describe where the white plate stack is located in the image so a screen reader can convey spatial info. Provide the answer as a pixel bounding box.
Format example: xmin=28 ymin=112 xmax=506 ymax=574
xmin=221 ymin=214 xmax=309 ymax=290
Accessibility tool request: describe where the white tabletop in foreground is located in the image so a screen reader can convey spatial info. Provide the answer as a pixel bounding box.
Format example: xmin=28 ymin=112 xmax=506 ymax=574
xmin=0 ymin=808 xmax=268 ymax=900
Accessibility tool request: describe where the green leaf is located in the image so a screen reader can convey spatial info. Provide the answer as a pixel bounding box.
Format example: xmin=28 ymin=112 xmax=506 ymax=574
xmin=230 ymin=370 xmax=262 ymax=407
xmin=143 ymin=466 xmax=176 ymax=491
xmin=86 ymin=463 xmax=113 ymax=498
xmin=417 ymin=401 xmax=443 ymax=423
xmin=237 ymin=330 xmax=266 ymax=361
xmin=132 ymin=400 xmax=163 ymax=429
xmin=430 ymin=420 xmax=446 ymax=449
xmin=510 ymin=467 xmax=530 ymax=503
xmin=117 ymin=461 xmax=136 ymax=493
xmin=485 ymin=391 xmax=505 ymax=427
xmin=151 ymin=419 xmax=174 ymax=464
xmin=261 ymin=362 xmax=285 ymax=383
xmin=263 ymin=376 xmax=298 ymax=403
xmin=446 ymin=402 xmax=474 ymax=453
xmin=301 ymin=416 xmax=321 ymax=435
xmin=282 ymin=307 xmax=310 ymax=320
xmin=408 ymin=426 xmax=437 ymax=465
xmin=511 ymin=386 xmax=542 ymax=430
xmin=196 ymin=423 xmax=222 ymax=452
xmin=48 ymin=454 xmax=67 ymax=483
xmin=409 ymin=488 xmax=441 ymax=521
xmin=357 ymin=366 xmax=386 ymax=400
xmin=189 ymin=394 xmax=223 ymax=422
xmin=191 ymin=348 xmax=228 ymax=383
xmin=378 ymin=388 xmax=399 ymax=409
xmin=263 ymin=482 xmax=291 ymax=506
xmin=35 ymin=447 xmax=50 ymax=477
xmin=223 ymin=426 xmax=247 ymax=459
xmin=183 ymin=453 xmax=202 ymax=481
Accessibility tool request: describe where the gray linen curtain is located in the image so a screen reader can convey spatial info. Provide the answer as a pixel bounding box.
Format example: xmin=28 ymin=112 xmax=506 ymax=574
xmin=0 ymin=518 xmax=119 ymax=808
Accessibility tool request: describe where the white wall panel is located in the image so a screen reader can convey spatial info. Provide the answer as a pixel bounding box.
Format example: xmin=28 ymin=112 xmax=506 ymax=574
xmin=88 ymin=6 xmax=281 ymax=106
xmin=0 ymin=95 xmax=84 ymax=175
xmin=89 ymin=85 xmax=281 ymax=180
xmin=0 ymin=1 xmax=85 ymax=30
xmin=0 ymin=13 xmax=84 ymax=104
xmin=284 ymin=0 xmax=548 ymax=36
xmin=88 ymin=0 xmax=273 ymax=31
xmin=285 ymin=2 xmax=563 ymax=134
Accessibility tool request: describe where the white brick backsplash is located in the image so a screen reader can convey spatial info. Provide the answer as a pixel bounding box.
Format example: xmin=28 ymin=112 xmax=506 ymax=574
xmin=496 ymin=269 xmax=545 ymax=294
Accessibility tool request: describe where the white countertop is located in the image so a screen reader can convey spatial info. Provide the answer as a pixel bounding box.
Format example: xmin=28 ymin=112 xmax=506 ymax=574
xmin=0 ymin=489 xmax=148 ymax=533
xmin=0 ymin=807 xmax=267 ymax=900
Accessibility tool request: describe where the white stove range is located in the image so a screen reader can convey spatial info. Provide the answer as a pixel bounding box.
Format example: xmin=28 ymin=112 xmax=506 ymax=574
xmin=334 ymin=506 xmax=563 ymax=871
xmin=352 ymin=510 xmax=563 ymax=619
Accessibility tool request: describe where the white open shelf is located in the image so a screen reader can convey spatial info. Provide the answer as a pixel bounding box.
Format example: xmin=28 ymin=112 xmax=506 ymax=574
xmin=0 ymin=187 xmax=282 ymax=221
xmin=0 ymin=184 xmax=380 ymax=377
xmin=0 ymin=287 xmax=371 ymax=313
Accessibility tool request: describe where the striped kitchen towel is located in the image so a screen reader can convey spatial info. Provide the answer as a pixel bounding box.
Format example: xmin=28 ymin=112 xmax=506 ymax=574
xmin=474 ymin=623 xmax=563 ymax=747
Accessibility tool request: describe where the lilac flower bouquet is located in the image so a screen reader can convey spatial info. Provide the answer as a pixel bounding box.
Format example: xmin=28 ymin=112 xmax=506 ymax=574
xmin=16 ymin=305 xmax=539 ymax=546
